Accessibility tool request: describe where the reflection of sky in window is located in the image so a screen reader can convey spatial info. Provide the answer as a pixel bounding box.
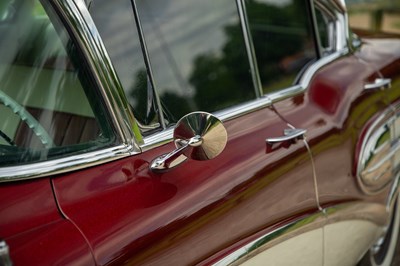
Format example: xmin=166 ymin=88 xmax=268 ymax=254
xmin=255 ymin=0 xmax=292 ymax=7
xmin=90 ymin=0 xmax=240 ymax=97
xmin=90 ymin=0 xmax=145 ymax=103
xmin=137 ymin=0 xmax=238 ymax=97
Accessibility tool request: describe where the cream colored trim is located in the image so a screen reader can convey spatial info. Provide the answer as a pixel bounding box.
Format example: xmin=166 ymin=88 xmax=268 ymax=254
xmin=211 ymin=202 xmax=388 ymax=266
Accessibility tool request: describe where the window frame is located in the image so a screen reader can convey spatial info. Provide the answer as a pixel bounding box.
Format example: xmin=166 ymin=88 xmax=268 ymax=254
xmin=0 ymin=0 xmax=140 ymax=182
xmin=138 ymin=0 xmax=350 ymax=150
xmin=0 ymin=0 xmax=350 ymax=182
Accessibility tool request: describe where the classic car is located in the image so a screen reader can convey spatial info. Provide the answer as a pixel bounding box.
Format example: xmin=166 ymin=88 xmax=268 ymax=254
xmin=0 ymin=0 xmax=399 ymax=265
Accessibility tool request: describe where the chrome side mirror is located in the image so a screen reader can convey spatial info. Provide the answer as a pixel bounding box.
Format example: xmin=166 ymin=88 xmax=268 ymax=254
xmin=150 ymin=112 xmax=227 ymax=173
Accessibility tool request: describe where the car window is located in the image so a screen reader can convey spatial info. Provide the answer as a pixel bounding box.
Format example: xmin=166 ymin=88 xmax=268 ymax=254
xmin=0 ymin=0 xmax=116 ymax=166
xmin=245 ymin=0 xmax=317 ymax=94
xmin=314 ymin=3 xmax=336 ymax=56
xmin=136 ymin=0 xmax=257 ymax=124
xmin=90 ymin=0 xmax=161 ymax=133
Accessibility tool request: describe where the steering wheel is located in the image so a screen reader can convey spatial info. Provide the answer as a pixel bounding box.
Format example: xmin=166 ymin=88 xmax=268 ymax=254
xmin=0 ymin=90 xmax=54 ymax=148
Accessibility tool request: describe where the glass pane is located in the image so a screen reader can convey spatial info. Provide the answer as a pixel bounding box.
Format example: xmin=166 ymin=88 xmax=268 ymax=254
xmin=137 ymin=0 xmax=256 ymax=123
xmin=245 ymin=0 xmax=317 ymax=94
xmin=315 ymin=6 xmax=334 ymax=56
xmin=0 ymin=0 xmax=116 ymax=166
xmin=90 ymin=0 xmax=160 ymax=132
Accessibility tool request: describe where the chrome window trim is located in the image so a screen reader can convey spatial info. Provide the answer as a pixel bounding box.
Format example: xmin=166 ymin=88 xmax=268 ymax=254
xmin=141 ymin=49 xmax=348 ymax=151
xmin=55 ymin=0 xmax=141 ymax=148
xmin=237 ymin=0 xmax=263 ymax=98
xmin=314 ymin=0 xmax=348 ymax=55
xmin=0 ymin=0 xmax=141 ymax=182
xmin=310 ymin=0 xmax=324 ymax=59
xmin=131 ymin=0 xmax=167 ymax=129
xmin=140 ymin=0 xmax=350 ymax=151
xmin=0 ymin=145 xmax=133 ymax=183
xmin=142 ymin=96 xmax=273 ymax=151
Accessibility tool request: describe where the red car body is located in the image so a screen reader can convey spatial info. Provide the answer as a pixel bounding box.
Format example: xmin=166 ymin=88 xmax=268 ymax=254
xmin=1 ymin=0 xmax=400 ymax=265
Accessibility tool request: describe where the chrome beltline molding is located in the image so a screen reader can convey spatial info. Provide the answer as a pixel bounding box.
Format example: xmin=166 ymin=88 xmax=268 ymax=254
xmin=142 ymin=49 xmax=349 ymax=151
xmin=210 ymin=202 xmax=388 ymax=266
xmin=141 ymin=96 xmax=273 ymax=151
xmin=0 ymin=145 xmax=135 ymax=182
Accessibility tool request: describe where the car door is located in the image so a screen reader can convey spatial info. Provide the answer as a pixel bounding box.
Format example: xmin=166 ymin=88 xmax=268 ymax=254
xmin=50 ymin=0 xmax=325 ymax=265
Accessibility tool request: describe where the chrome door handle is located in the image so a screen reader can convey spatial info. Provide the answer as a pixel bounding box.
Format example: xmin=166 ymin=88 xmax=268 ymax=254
xmin=266 ymin=128 xmax=306 ymax=152
xmin=266 ymin=128 xmax=306 ymax=144
xmin=364 ymin=78 xmax=391 ymax=90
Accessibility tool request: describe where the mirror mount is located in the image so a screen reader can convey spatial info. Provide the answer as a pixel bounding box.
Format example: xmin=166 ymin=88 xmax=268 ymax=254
xmin=150 ymin=112 xmax=227 ymax=173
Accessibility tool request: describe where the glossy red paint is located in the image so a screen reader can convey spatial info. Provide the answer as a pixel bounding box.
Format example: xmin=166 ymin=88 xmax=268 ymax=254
xmin=0 ymin=178 xmax=95 ymax=266
xmin=6 ymin=220 xmax=95 ymax=265
xmin=273 ymin=42 xmax=399 ymax=208
xmin=0 ymin=178 xmax=59 ymax=238
xmin=52 ymin=106 xmax=319 ymax=265
xmin=2 ymin=4 xmax=400 ymax=266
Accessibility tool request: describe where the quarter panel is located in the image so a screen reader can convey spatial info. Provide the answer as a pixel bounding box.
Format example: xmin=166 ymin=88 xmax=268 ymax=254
xmin=271 ymin=48 xmax=398 ymax=264
xmin=273 ymin=53 xmax=391 ymax=206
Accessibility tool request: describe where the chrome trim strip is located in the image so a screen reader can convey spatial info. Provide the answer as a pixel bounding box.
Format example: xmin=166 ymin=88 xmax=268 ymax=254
xmin=0 ymin=0 xmax=142 ymax=182
xmin=131 ymin=0 xmax=166 ymax=129
xmin=356 ymin=108 xmax=397 ymax=194
xmin=210 ymin=202 xmax=388 ymax=266
xmin=141 ymin=96 xmax=272 ymax=151
xmin=55 ymin=0 xmax=141 ymax=148
xmin=310 ymin=0 xmax=323 ymax=59
xmin=0 ymin=240 xmax=12 ymax=266
xmin=236 ymin=0 xmax=263 ymax=98
xmin=211 ymin=211 xmax=325 ymax=266
xmin=141 ymin=50 xmax=348 ymax=151
xmin=217 ymin=96 xmax=272 ymax=121
xmin=314 ymin=0 xmax=348 ymax=53
xmin=387 ymin=173 xmax=400 ymax=212
xmin=0 ymin=145 xmax=133 ymax=182
xmin=298 ymin=49 xmax=347 ymax=88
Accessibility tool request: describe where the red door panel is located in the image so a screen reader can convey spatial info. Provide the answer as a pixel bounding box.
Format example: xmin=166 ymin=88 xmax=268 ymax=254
xmin=0 ymin=178 xmax=59 ymax=238
xmin=7 ymin=220 xmax=95 ymax=266
xmin=0 ymin=178 xmax=95 ymax=265
xmin=52 ymin=106 xmax=319 ymax=265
